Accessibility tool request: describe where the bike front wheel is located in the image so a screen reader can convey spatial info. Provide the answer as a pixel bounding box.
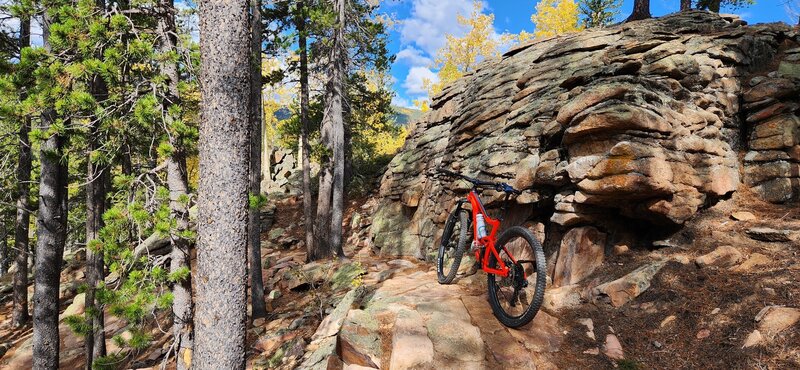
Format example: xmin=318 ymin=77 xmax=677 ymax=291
xmin=437 ymin=208 xmax=469 ymax=284
xmin=487 ymin=226 xmax=546 ymax=328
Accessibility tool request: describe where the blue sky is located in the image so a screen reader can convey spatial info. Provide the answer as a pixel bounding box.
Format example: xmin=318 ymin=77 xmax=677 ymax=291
xmin=382 ymin=0 xmax=797 ymax=109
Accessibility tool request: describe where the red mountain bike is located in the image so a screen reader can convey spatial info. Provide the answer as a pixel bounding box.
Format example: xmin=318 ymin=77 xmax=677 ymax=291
xmin=435 ymin=168 xmax=546 ymax=328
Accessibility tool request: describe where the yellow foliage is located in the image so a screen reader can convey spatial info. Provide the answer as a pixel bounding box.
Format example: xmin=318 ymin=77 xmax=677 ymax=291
xmin=427 ymin=1 xmax=500 ymax=97
xmin=368 ymin=126 xmax=407 ymax=157
xmin=354 ymin=69 xmax=408 ymax=158
xmin=501 ymin=30 xmax=534 ymax=45
xmin=530 ymin=0 xmax=584 ymax=38
xmin=186 ymin=155 xmax=199 ymax=189
xmin=261 ymin=57 xmax=292 ymax=148
xmin=413 ymin=98 xmax=430 ymax=112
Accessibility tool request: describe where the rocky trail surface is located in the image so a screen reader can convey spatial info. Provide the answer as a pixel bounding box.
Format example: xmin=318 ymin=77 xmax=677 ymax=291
xmin=302 ymin=262 xmax=564 ymax=370
xmin=295 ymin=191 xmax=800 ymax=370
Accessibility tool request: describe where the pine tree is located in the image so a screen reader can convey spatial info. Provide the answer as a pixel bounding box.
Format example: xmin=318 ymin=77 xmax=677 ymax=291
xmin=194 ymin=0 xmax=251 ymax=367
xmin=32 ymin=9 xmax=70 ymax=369
xmin=626 ymin=0 xmax=651 ymax=21
xmin=84 ymin=0 xmax=110 ymax=365
xmin=155 ymin=0 xmax=195 ymax=367
xmin=11 ymin=13 xmax=31 ymax=329
xmin=313 ymin=0 xmax=353 ymax=259
xmin=579 ymin=0 xmax=620 ymax=28
xmin=249 ymin=0 xmax=268 ymax=320
xmin=0 ymin=222 xmax=7 ymax=275
xmin=297 ymin=0 xmax=316 ymax=260
xmin=328 ymin=0 xmax=347 ymax=258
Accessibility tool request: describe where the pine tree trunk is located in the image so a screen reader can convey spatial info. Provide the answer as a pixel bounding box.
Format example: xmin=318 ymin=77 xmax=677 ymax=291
xmin=313 ymin=0 xmax=349 ymax=261
xmin=708 ymin=0 xmax=721 ymax=12
xmin=32 ymin=120 xmax=68 ymax=370
xmin=84 ymin=129 xmax=107 ymax=369
xmin=248 ymin=0 xmax=267 ymax=320
xmin=33 ymin=16 xmax=69 ymax=370
xmin=626 ymin=0 xmax=651 ymax=21
xmin=297 ymin=0 xmax=315 ymax=258
xmin=0 ymin=224 xmax=7 ymax=275
xmin=329 ymin=0 xmax=347 ymax=258
xmin=313 ymin=167 xmax=333 ymax=260
xmin=156 ymin=1 xmax=194 ymax=368
xmin=680 ymin=0 xmax=691 ymax=11
xmin=166 ymin=153 xmax=193 ymax=370
xmin=85 ymin=0 xmax=109 ymax=363
xmin=313 ymin=118 xmax=333 ymax=261
xmin=344 ymin=116 xmax=352 ymax=187
xmin=12 ymin=16 xmax=32 ymax=329
xmin=195 ymin=0 xmax=251 ymax=367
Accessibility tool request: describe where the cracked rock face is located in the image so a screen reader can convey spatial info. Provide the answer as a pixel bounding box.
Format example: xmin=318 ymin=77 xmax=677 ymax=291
xmin=370 ymin=11 xmax=800 ymax=257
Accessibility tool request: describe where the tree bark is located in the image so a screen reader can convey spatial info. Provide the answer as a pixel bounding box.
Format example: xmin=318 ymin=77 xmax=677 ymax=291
xmin=296 ymin=0 xmax=315 ymax=259
xmin=329 ymin=0 xmax=347 ymax=258
xmin=195 ymin=0 xmax=251 ymax=367
xmin=12 ymin=15 xmax=32 ymax=329
xmin=708 ymin=0 xmax=721 ymax=12
xmin=313 ymin=144 xmax=333 ymax=260
xmin=313 ymin=0 xmax=348 ymax=261
xmin=32 ymin=122 xmax=68 ymax=370
xmin=626 ymin=0 xmax=651 ymax=21
xmin=33 ymin=15 xmax=70 ymax=370
xmin=84 ymin=130 xmax=107 ymax=369
xmin=0 ymin=223 xmax=7 ymax=275
xmin=156 ymin=1 xmax=194 ymax=368
xmin=680 ymin=0 xmax=691 ymax=11
xmin=248 ymin=0 xmax=267 ymax=320
xmin=85 ymin=1 xmax=109 ymax=364
xmin=166 ymin=153 xmax=193 ymax=370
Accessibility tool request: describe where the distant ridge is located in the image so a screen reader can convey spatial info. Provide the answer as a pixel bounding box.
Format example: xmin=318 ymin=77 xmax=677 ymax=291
xmin=272 ymin=105 xmax=421 ymax=127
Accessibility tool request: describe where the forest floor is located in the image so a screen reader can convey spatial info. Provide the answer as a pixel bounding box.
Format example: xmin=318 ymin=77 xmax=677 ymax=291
xmin=0 ymin=189 xmax=798 ymax=369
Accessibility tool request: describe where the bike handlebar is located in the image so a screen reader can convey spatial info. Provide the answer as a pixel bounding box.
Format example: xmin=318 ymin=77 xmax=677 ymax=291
xmin=436 ymin=168 xmax=522 ymax=195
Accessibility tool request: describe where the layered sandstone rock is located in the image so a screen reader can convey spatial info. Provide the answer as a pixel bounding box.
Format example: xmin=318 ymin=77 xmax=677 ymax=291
xmin=370 ymin=11 xmax=800 ymax=258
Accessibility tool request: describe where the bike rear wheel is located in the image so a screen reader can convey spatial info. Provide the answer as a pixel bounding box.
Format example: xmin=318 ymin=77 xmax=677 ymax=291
xmin=487 ymin=226 xmax=546 ymax=328
xmin=437 ymin=208 xmax=469 ymax=284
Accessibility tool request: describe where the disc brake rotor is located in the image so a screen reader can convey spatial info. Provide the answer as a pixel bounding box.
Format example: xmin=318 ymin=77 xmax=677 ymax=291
xmin=505 ymin=261 xmax=527 ymax=307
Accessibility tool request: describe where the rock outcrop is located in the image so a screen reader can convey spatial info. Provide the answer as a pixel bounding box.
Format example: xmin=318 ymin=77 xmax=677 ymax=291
xmin=263 ymin=148 xmax=317 ymax=195
xmin=370 ymin=11 xmax=800 ymax=258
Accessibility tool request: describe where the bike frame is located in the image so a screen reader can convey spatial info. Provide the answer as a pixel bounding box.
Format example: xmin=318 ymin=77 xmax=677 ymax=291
xmin=465 ymin=189 xmax=517 ymax=278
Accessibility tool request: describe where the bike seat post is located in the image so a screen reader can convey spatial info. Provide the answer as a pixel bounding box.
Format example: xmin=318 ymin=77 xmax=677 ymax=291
xmin=499 ymin=192 xmax=511 ymax=221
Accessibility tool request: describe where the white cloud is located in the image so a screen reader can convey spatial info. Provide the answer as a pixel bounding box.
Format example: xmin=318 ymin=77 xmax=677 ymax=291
xmin=403 ymin=66 xmax=438 ymax=95
xmin=391 ymin=95 xmax=413 ymax=109
xmin=396 ymin=46 xmax=433 ymax=66
xmin=399 ymin=0 xmax=478 ymax=56
xmin=395 ymin=0 xmax=504 ymax=100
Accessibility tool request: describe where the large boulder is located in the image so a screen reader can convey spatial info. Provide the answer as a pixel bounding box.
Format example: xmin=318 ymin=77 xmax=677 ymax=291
xmin=552 ymin=227 xmax=607 ymax=287
xmin=369 ymin=11 xmax=800 ymax=257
